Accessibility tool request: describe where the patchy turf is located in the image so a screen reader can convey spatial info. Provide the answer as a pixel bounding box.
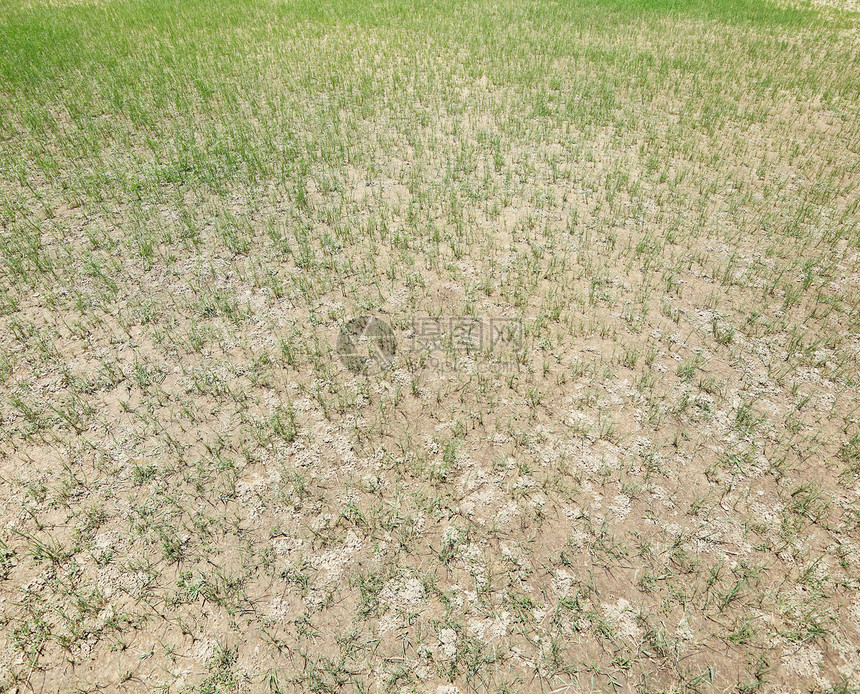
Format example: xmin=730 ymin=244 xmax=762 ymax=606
xmin=0 ymin=0 xmax=859 ymax=691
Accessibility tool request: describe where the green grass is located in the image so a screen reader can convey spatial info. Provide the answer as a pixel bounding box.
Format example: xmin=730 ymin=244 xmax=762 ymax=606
xmin=0 ymin=0 xmax=858 ymax=691
xmin=1 ymin=0 xmax=854 ymax=202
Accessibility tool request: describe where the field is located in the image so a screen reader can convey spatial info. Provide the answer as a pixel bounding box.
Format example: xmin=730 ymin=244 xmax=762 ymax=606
xmin=1 ymin=0 xmax=859 ymax=691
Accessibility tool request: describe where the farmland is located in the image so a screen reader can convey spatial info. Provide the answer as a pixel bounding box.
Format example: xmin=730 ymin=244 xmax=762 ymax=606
xmin=0 ymin=0 xmax=859 ymax=691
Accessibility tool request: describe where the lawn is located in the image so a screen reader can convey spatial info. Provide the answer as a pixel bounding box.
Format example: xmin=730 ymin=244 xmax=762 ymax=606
xmin=0 ymin=0 xmax=859 ymax=691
